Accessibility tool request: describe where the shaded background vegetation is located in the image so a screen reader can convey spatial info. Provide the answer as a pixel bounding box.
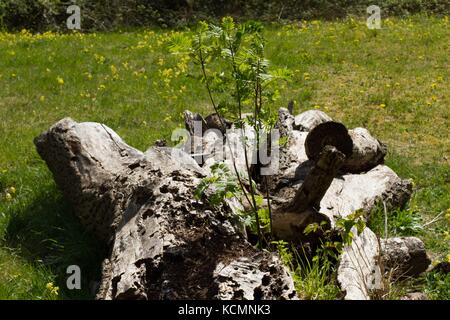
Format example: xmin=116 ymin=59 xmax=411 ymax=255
xmin=1 ymin=0 xmax=449 ymax=31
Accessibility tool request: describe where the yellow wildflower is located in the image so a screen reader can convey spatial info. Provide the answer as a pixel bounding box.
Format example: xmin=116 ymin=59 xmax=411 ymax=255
xmin=52 ymin=286 xmax=59 ymax=296
xmin=379 ymin=103 xmax=386 ymax=108
xmin=162 ymin=68 xmax=173 ymax=78
xmin=56 ymin=76 xmax=64 ymax=85
xmin=39 ymin=96 xmax=45 ymax=102
xmin=8 ymin=186 xmax=16 ymax=194
xmin=5 ymin=193 xmax=12 ymax=201
xmin=110 ymin=65 xmax=119 ymax=80
xmin=94 ymin=54 xmax=105 ymax=64
xmin=46 ymin=282 xmax=59 ymax=296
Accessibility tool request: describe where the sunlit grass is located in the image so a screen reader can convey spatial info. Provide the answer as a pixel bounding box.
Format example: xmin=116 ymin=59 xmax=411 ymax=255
xmin=0 ymin=15 xmax=448 ymax=299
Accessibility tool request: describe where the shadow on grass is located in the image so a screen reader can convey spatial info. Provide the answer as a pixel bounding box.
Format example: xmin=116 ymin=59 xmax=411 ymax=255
xmin=4 ymin=183 xmax=107 ymax=299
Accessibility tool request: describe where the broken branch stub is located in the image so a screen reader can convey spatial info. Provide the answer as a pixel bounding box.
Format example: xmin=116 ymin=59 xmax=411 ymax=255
xmin=286 ymin=145 xmax=346 ymax=213
xmin=272 ymin=145 xmax=345 ymax=242
xmin=184 ymin=110 xmax=208 ymax=136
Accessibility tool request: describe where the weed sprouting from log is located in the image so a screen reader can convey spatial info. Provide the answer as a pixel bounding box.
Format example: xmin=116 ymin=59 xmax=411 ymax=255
xmin=269 ymin=211 xmax=368 ymax=299
xmin=304 ymin=210 xmax=366 ymax=262
xmin=194 ymin=162 xmax=241 ymax=206
xmin=273 ymin=240 xmax=341 ymax=300
xmin=169 ymin=17 xmax=291 ymax=245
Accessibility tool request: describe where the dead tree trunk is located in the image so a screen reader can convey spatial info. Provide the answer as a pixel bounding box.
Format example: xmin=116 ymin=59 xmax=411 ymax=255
xmin=286 ymin=145 xmax=346 ymax=213
xmin=272 ymin=145 xmax=345 ymax=242
xmin=34 ymin=118 xmax=297 ymax=300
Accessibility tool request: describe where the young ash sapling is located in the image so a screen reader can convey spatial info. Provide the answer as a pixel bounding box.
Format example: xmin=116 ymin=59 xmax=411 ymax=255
xmin=169 ymin=17 xmax=291 ymax=245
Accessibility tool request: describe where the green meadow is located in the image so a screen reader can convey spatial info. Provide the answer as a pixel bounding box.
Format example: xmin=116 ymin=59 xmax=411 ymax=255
xmin=0 ymin=15 xmax=448 ymax=299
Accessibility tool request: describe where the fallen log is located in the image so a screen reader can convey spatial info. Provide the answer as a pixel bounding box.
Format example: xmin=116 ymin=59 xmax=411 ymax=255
xmin=343 ymin=128 xmax=387 ymax=173
xmin=381 ymin=237 xmax=431 ymax=279
xmin=181 ymin=108 xmax=416 ymax=300
xmin=294 ymin=110 xmax=333 ymax=132
xmin=338 ymin=235 xmax=430 ymax=300
xmin=34 ymin=118 xmax=297 ymax=300
xmin=337 ymin=228 xmax=381 ymax=300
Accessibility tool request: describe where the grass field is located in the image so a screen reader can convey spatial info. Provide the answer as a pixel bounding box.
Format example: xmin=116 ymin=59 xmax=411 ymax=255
xmin=0 ymin=15 xmax=448 ymax=299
